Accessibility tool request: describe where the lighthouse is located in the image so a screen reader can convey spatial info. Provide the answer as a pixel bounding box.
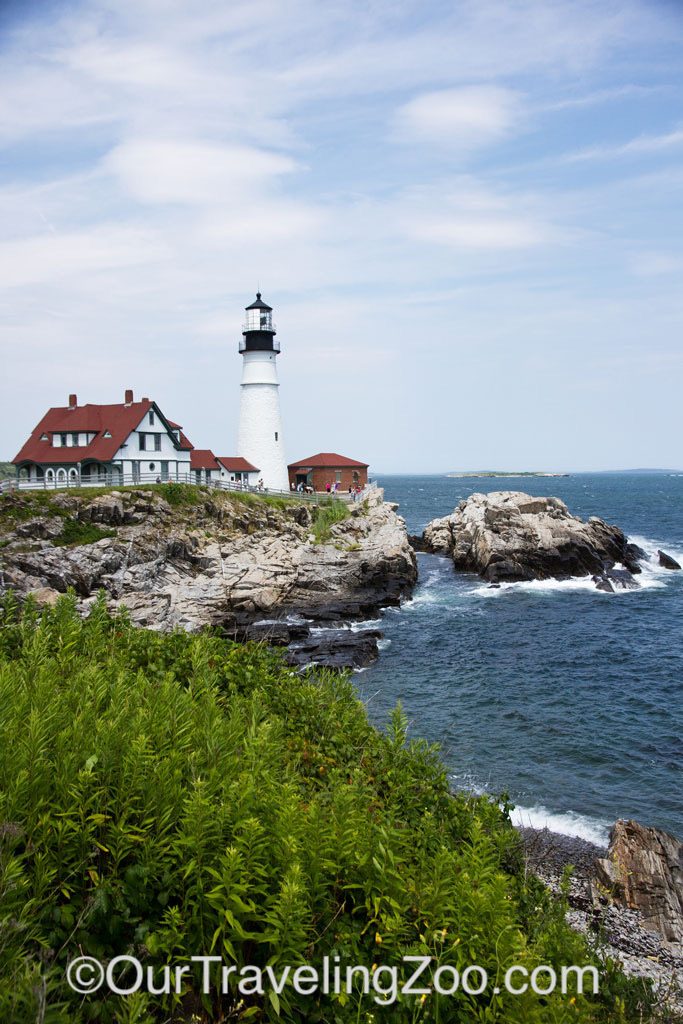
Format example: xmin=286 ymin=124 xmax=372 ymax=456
xmin=237 ymin=292 xmax=289 ymax=491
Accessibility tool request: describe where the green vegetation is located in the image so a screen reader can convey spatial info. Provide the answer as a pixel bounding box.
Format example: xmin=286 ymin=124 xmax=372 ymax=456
xmin=0 ymin=595 xmax=658 ymax=1023
xmin=53 ymin=518 xmax=116 ymax=546
xmin=311 ymin=499 xmax=351 ymax=542
xmin=0 ymin=462 xmax=14 ymax=482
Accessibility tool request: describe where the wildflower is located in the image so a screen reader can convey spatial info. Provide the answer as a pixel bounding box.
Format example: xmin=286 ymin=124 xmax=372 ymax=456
xmin=375 ymin=933 xmax=382 ymax=944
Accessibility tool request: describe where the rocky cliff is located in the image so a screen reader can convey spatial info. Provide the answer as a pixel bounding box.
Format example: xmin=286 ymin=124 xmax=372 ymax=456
xmin=0 ymin=485 xmax=417 ymax=666
xmin=421 ymin=490 xmax=666 ymax=591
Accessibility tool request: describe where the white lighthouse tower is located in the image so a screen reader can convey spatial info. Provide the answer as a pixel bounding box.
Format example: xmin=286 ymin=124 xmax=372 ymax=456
xmin=237 ymin=292 xmax=289 ymax=491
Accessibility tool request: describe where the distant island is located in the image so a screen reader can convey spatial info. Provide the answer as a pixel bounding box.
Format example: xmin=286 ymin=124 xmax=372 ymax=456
xmin=447 ymin=471 xmax=570 ymax=478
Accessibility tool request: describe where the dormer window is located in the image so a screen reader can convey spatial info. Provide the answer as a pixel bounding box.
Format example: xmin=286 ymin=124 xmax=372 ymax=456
xmin=149 ymin=411 xmax=155 ymax=425
xmin=60 ymin=433 xmax=67 ymax=446
xmin=71 ymin=433 xmax=79 ymax=445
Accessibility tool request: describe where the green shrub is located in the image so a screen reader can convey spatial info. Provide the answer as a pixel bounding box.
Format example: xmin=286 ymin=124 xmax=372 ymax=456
xmin=0 ymin=594 xmax=658 ymax=1023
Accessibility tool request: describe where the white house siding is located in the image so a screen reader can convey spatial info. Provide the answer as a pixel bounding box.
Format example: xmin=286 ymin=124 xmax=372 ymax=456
xmin=113 ymin=412 xmax=192 ymax=481
xmin=237 ymin=351 xmax=288 ymax=491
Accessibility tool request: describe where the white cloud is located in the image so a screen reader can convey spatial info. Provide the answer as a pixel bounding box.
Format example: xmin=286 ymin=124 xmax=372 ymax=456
xmin=0 ymin=225 xmax=168 ymax=289
xmin=561 ymin=126 xmax=683 ymax=163
xmin=411 ymin=216 xmax=545 ymax=249
xmin=104 ymin=139 xmax=299 ymax=205
xmin=393 ymin=86 xmax=522 ymax=150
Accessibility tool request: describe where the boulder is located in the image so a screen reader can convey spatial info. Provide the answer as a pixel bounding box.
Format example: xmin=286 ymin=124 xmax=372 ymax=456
xmin=14 ymin=516 xmax=64 ymax=540
xmin=422 ymin=492 xmax=644 ymax=588
xmin=28 ymin=586 xmax=61 ymax=607
xmin=659 ymin=550 xmax=682 ymax=571
xmin=79 ymin=494 xmax=125 ymax=526
xmin=594 ymin=819 xmax=683 ymax=944
xmin=285 ymin=629 xmax=382 ymax=670
xmin=593 ymin=569 xmax=640 ymax=593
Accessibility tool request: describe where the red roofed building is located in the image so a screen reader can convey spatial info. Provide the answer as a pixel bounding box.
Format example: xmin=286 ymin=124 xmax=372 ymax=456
xmin=189 ymin=451 xmax=259 ymax=487
xmin=13 ymin=390 xmax=194 ymax=486
xmin=287 ymin=453 xmax=368 ymax=492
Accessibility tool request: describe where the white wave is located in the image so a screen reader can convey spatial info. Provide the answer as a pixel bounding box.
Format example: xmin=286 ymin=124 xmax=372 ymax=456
xmin=309 ymin=618 xmax=383 ymax=634
xmin=628 ymin=534 xmax=683 ymax=575
xmin=472 ymin=570 xmax=666 ymax=598
xmin=349 ymin=618 xmax=383 ymax=632
xmin=403 ymin=590 xmax=446 ymax=608
xmin=377 ymin=638 xmax=392 ymax=650
xmin=510 ymin=804 xmax=610 ymax=847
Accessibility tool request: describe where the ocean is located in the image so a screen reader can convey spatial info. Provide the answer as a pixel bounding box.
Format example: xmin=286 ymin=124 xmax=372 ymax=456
xmin=357 ymin=473 xmax=683 ymax=846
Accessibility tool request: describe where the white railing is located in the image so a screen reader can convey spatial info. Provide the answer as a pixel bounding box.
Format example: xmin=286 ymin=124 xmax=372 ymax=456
xmin=0 ymin=472 xmax=372 ymax=505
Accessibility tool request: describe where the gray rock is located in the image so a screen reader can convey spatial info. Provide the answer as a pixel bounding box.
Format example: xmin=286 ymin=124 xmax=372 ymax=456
xmin=659 ymin=549 xmax=682 ymax=571
xmin=285 ymin=629 xmax=382 ymax=670
xmin=422 ymin=491 xmax=644 ymax=587
xmin=14 ymin=516 xmax=63 ymax=540
xmin=0 ymin=489 xmax=416 ymax=666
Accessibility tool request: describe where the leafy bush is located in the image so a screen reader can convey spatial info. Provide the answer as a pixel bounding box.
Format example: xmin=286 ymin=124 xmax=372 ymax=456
xmin=0 ymin=595 xmax=657 ymax=1023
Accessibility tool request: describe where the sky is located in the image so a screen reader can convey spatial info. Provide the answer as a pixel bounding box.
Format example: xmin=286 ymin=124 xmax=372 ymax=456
xmin=1 ymin=0 xmax=682 ymax=473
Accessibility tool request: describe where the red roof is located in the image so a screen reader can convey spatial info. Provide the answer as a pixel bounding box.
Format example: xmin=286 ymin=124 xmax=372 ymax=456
xmin=217 ymin=456 xmax=259 ymax=473
xmin=190 ymin=449 xmax=220 ymax=471
xmin=288 ymin=452 xmax=369 ymax=469
xmin=13 ymin=397 xmax=193 ymax=466
xmin=166 ymin=420 xmax=194 ymax=451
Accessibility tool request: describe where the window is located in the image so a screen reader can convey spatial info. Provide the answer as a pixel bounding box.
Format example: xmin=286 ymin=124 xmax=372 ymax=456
xmin=72 ymin=433 xmax=79 ymax=446
xmin=336 ymin=471 xmax=342 ymax=483
xmin=60 ymin=433 xmax=67 ymax=446
xmin=103 ymin=430 xmax=112 ymax=439
xmin=139 ymin=433 xmax=147 ymax=451
xmin=40 ymin=433 xmax=48 ymax=441
xmin=274 ymin=432 xmax=278 ymax=441
xmin=154 ymin=434 xmax=161 ymax=451
xmin=149 ymin=463 xmax=156 ymax=472
xmin=149 ymin=411 xmax=155 ymax=425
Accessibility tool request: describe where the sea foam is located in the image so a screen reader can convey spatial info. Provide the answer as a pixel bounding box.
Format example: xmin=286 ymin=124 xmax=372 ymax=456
xmin=509 ymin=803 xmax=611 ymax=847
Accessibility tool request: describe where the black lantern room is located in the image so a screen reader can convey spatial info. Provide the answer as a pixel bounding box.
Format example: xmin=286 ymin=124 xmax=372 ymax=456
xmin=240 ymin=293 xmax=280 ymax=353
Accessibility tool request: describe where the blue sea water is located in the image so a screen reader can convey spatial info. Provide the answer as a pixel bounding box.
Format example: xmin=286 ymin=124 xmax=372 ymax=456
xmin=358 ymin=473 xmax=683 ymax=845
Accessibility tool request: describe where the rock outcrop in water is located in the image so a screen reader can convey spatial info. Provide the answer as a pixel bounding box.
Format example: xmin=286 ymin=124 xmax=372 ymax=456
xmin=659 ymin=549 xmax=682 ymax=570
xmin=421 ymin=491 xmax=647 ymax=589
xmin=0 ymin=486 xmax=416 ymax=668
xmin=595 ymin=819 xmax=683 ymax=945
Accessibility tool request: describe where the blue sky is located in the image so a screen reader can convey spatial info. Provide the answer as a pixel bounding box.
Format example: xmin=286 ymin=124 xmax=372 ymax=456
xmin=1 ymin=0 xmax=682 ymax=472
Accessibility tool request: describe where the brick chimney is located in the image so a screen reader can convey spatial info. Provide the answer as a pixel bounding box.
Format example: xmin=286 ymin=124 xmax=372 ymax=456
xmin=124 ymin=389 xmax=134 ymax=406
xmin=68 ymin=393 xmax=77 ymax=409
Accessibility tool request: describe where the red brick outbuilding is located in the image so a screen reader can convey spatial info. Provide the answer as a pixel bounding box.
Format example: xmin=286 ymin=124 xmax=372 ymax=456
xmin=287 ymin=453 xmax=368 ymax=492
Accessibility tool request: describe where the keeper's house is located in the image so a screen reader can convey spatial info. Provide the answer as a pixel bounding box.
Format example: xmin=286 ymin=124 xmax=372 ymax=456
xmin=288 ymin=452 xmax=368 ymax=492
xmin=12 ymin=390 xmax=196 ymax=485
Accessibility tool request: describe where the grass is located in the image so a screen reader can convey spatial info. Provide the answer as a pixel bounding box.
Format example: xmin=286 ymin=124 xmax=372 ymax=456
xmin=311 ymin=499 xmax=351 ymax=542
xmin=53 ymin=518 xmax=116 ymax=546
xmin=0 ymin=593 xmax=661 ymax=1024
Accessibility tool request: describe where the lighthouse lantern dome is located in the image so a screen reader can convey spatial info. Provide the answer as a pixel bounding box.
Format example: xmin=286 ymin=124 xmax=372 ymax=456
xmin=243 ymin=292 xmax=274 ymax=334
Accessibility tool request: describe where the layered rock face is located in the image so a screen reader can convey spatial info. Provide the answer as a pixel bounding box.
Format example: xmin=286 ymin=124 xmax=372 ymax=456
xmin=595 ymin=819 xmax=683 ymax=945
xmin=422 ymin=491 xmax=648 ymax=589
xmin=0 ymin=487 xmax=416 ymax=666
